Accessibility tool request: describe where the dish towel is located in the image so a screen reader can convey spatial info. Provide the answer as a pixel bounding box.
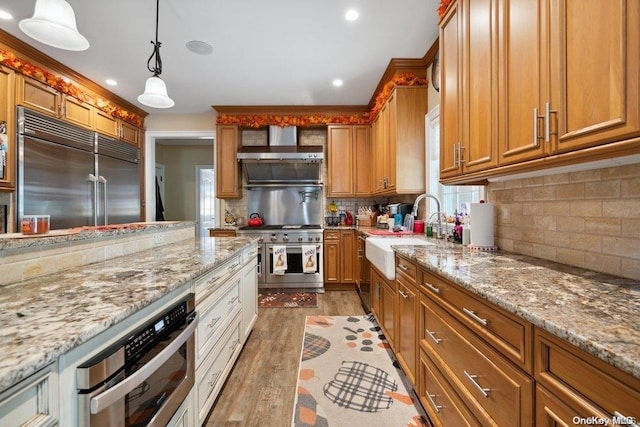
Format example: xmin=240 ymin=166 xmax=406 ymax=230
xmin=273 ymin=245 xmax=287 ymax=275
xmin=302 ymin=245 xmax=317 ymax=273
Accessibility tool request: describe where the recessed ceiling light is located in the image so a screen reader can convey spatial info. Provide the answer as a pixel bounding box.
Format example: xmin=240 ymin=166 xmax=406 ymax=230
xmin=345 ymin=9 xmax=359 ymax=21
xmin=186 ymin=40 xmax=213 ymax=55
xmin=332 ymin=79 xmax=344 ymax=87
xmin=0 ymin=10 xmax=13 ymax=20
xmin=106 ymin=79 xmax=118 ymax=86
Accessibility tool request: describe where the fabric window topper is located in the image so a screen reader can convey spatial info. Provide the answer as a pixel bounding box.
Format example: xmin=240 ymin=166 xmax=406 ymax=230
xmin=273 ymin=245 xmax=287 ymax=274
xmin=302 ymin=245 xmax=317 ymax=273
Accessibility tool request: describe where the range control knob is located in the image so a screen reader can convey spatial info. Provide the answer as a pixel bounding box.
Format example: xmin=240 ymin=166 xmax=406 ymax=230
xmin=308 ymin=237 xmax=314 ymax=242
xmin=315 ymin=236 xmax=321 ymax=242
xmin=270 ymin=234 xmax=277 ymax=242
xmin=283 ymin=234 xmax=289 ymax=242
xmin=298 ymin=236 xmax=304 ymax=242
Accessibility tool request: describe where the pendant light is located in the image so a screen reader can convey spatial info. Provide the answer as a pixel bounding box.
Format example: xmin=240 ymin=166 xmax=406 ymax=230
xmin=137 ymin=0 xmax=174 ymax=109
xmin=19 ymin=0 xmax=89 ymax=51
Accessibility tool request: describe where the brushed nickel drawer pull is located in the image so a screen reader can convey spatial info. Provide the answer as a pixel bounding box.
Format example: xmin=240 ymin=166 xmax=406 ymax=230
xmin=425 ymin=392 xmax=442 ymax=413
xmin=398 ymin=264 xmax=409 ymax=272
xmin=613 ymin=412 xmax=639 ymax=427
xmin=207 ymin=316 xmax=221 ymax=329
xmin=423 ymin=282 xmax=440 ymax=294
xmin=464 ymin=370 xmax=490 ymax=397
xmin=399 ymin=290 xmax=409 ymax=299
xmin=463 ymin=307 xmax=488 ymax=326
xmin=426 ymin=329 xmax=442 ymax=345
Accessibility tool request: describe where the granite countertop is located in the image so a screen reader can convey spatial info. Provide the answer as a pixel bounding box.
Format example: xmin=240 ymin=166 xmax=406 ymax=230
xmin=369 ymin=234 xmax=640 ymax=380
xmin=0 ymin=235 xmax=257 ymax=392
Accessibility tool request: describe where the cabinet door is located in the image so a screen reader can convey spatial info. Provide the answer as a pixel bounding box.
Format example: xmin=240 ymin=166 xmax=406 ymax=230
xmin=327 ymin=125 xmax=354 ymax=196
xmin=0 ymin=65 xmax=15 ymax=190
xmin=385 ymin=92 xmax=396 ymax=191
xmin=215 ymin=125 xmax=241 ymax=198
xmin=397 ymin=278 xmax=418 ymax=384
xmin=340 ymin=230 xmax=356 ymax=283
xmin=16 ymin=75 xmax=60 ymax=117
xmin=439 ymin=1 xmax=463 ymax=178
xmin=549 ymin=0 xmax=639 ymax=152
xmin=371 ymin=269 xmax=383 ymax=318
xmin=323 ymin=240 xmax=340 ymax=283
xmin=353 ymin=125 xmax=371 ymax=196
xmin=381 ymin=278 xmax=396 ymax=349
xmin=535 ymin=385 xmax=608 ymax=427
xmin=497 ymin=0 xmax=549 ymax=165
xmin=120 ymin=121 xmax=140 ymax=146
xmin=463 ymin=0 xmax=498 ymax=173
xmin=62 ymin=96 xmax=93 ymax=130
xmin=94 ymin=109 xmax=120 ymax=138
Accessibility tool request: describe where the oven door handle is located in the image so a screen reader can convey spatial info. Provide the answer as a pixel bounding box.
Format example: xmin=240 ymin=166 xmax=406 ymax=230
xmin=89 ymin=313 xmax=198 ymax=415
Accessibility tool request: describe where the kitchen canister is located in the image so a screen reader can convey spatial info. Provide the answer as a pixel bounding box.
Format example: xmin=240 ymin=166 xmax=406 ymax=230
xmin=469 ymin=202 xmax=498 ymax=251
xmin=414 ymin=220 xmax=425 ymax=234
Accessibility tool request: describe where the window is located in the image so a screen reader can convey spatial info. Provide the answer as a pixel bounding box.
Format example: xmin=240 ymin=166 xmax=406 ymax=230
xmin=425 ymin=106 xmax=485 ymax=222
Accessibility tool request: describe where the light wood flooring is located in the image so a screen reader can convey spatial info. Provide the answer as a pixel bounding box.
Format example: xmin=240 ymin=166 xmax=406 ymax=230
xmin=204 ymin=290 xmax=366 ymax=426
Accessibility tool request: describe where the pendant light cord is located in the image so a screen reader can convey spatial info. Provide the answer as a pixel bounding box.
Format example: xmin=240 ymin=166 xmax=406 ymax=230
xmin=146 ymin=0 xmax=162 ymax=77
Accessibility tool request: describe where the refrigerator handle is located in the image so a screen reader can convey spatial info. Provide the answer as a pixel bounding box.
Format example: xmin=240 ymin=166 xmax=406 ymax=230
xmin=87 ymin=174 xmax=99 ymax=226
xmin=98 ymin=176 xmax=108 ymax=225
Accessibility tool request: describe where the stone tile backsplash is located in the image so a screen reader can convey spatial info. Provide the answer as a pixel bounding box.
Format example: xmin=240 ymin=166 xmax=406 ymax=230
xmin=488 ymin=162 xmax=640 ymax=280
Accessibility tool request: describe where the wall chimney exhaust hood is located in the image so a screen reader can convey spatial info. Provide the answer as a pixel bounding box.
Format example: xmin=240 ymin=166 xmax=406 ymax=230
xmin=236 ymin=126 xmax=324 ymax=185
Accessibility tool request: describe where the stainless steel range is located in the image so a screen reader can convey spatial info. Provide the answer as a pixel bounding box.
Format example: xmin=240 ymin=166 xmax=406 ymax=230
xmin=236 ymin=224 xmax=324 ymax=291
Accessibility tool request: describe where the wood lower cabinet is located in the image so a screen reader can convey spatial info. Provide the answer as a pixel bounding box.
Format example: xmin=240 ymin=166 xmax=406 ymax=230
xmin=396 ymin=275 xmax=418 ymax=384
xmin=323 ymin=229 xmax=356 ymax=288
xmin=534 ymin=328 xmax=640 ymax=426
xmin=370 ymin=266 xmax=396 ymax=349
xmin=215 ymin=125 xmax=241 ymax=199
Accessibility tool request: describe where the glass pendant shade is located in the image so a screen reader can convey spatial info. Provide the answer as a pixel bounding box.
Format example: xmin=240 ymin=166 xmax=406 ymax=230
xmin=137 ymin=76 xmax=175 ymax=109
xmin=19 ymin=0 xmax=89 ymax=51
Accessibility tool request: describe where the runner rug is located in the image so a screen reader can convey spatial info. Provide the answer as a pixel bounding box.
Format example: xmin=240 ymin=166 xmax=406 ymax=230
xmin=292 ymin=315 xmax=427 ymax=427
xmin=258 ymin=291 xmax=318 ymax=308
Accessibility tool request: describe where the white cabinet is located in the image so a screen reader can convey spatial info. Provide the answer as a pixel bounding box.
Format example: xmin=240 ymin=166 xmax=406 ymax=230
xmin=0 ymin=362 xmax=58 ymax=427
xmin=167 ymin=388 xmax=195 ymax=427
xmin=241 ymin=244 xmax=259 ymax=340
xmin=192 ymin=244 xmax=258 ymax=425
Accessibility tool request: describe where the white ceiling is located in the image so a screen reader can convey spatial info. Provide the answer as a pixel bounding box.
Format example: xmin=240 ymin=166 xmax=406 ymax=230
xmin=0 ymin=0 xmax=440 ymax=115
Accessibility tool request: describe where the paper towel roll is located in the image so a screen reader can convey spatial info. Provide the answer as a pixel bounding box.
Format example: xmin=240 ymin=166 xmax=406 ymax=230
xmin=470 ymin=203 xmax=495 ymax=248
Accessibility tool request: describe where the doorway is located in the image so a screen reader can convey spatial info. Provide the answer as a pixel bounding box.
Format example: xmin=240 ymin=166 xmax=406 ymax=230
xmin=196 ymin=166 xmax=215 ymax=237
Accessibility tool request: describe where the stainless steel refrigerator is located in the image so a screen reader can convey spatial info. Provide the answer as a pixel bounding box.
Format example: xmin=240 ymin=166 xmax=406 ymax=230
xmin=17 ymin=107 xmax=141 ymax=230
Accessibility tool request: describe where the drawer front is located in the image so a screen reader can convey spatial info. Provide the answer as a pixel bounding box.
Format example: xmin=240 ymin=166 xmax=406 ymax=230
xmin=324 ymin=230 xmax=341 ymax=240
xmin=419 ymin=349 xmax=481 ymax=427
xmin=396 ymin=255 xmax=418 ymax=284
xmin=242 ymin=245 xmax=259 ymax=266
xmin=196 ymin=274 xmax=241 ymax=363
xmin=195 ymin=255 xmax=242 ymax=303
xmin=535 ymin=328 xmax=640 ymax=423
xmin=421 ymin=295 xmax=534 ymax=426
xmin=196 ymin=317 xmax=242 ymax=424
xmin=535 ymin=384 xmax=610 ymax=427
xmin=420 ymin=268 xmax=532 ymax=372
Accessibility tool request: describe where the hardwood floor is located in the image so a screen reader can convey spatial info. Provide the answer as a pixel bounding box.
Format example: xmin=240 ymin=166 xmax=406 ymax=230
xmin=204 ymin=290 xmax=366 ymax=426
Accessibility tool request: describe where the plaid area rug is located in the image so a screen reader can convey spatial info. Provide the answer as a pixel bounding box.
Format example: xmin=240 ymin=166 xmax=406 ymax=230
xmin=292 ymin=315 xmax=427 ymax=427
xmin=258 ymin=291 xmax=318 ymax=308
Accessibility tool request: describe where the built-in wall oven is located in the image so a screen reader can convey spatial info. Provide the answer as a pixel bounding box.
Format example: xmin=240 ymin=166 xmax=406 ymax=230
xmin=77 ymin=294 xmax=197 ymax=426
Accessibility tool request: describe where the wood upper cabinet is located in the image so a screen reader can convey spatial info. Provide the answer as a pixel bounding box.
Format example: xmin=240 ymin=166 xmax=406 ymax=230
xmin=440 ymin=0 xmax=498 ymax=179
xmin=0 ymin=65 xmax=16 ymax=190
xmin=327 ymin=125 xmax=370 ymax=197
xmin=94 ymin=109 xmax=141 ymax=146
xmin=15 ymin=75 xmax=60 ymax=117
xmin=372 ymin=86 xmax=427 ymax=194
xmin=215 ymin=125 xmax=241 ymax=199
xmin=441 ymin=0 xmax=640 ymax=183
xmin=548 ymin=0 xmax=639 ymax=152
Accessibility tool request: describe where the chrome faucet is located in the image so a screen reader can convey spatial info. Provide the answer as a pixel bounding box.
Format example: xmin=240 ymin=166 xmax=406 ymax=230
xmin=412 ymin=193 xmax=444 ymax=238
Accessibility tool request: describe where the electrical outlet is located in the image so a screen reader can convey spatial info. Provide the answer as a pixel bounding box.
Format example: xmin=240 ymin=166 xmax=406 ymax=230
xmin=154 ymin=233 xmax=165 ymax=245
xmin=502 ymin=207 xmax=511 ymax=222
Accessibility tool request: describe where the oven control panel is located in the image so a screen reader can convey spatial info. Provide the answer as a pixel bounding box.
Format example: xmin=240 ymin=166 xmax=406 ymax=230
xmin=124 ymin=299 xmax=188 ymax=360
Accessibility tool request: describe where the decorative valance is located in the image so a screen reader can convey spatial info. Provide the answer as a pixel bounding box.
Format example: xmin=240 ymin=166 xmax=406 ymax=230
xmin=216 ymin=72 xmax=428 ymax=128
xmin=0 ymin=49 xmax=144 ymax=128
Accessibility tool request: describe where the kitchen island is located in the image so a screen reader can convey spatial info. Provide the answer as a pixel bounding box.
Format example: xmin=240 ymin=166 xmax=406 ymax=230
xmin=0 ymin=222 xmax=258 ymax=399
